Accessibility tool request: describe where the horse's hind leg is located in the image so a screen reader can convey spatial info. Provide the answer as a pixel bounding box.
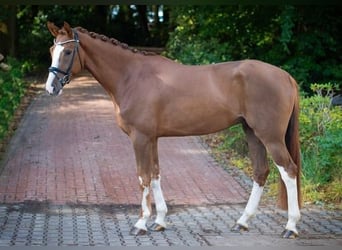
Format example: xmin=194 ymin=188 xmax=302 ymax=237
xmin=233 ymin=124 xmax=269 ymax=232
xmin=266 ymin=142 xmax=300 ymax=238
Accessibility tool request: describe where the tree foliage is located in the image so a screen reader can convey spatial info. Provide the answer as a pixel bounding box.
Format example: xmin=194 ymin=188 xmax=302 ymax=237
xmin=1 ymin=5 xmax=341 ymax=92
xmin=0 ymin=57 xmax=26 ymax=142
xmin=166 ymin=5 xmax=342 ymax=94
xmin=0 ymin=5 xmax=170 ymax=71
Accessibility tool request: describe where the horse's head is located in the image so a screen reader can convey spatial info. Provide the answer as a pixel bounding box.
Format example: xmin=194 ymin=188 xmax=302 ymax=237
xmin=45 ymin=22 xmax=83 ymax=96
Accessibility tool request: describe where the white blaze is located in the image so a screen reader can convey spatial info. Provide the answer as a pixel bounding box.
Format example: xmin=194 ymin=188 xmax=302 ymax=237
xmin=46 ymin=44 xmax=64 ymax=94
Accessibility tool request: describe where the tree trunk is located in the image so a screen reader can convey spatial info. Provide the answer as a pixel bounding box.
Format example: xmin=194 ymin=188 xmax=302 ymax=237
xmin=153 ymin=5 xmax=160 ymax=25
xmin=8 ymin=5 xmax=16 ymax=57
xmin=136 ymin=5 xmax=150 ymax=45
xmin=93 ymin=5 xmax=109 ymax=34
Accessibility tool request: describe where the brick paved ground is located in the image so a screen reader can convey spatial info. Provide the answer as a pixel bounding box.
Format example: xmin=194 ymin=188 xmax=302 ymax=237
xmin=0 ymin=74 xmax=247 ymax=205
xmin=0 ymin=74 xmax=341 ymax=247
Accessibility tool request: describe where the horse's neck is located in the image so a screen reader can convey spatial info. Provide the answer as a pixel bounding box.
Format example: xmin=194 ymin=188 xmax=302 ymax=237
xmin=79 ymin=32 xmax=138 ymax=104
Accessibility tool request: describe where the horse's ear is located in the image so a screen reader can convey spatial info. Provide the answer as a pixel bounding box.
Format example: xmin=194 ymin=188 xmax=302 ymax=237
xmin=63 ymin=22 xmax=73 ymax=37
xmin=47 ymin=21 xmax=59 ymax=37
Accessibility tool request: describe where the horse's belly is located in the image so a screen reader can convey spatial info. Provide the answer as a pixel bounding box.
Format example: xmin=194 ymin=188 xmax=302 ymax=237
xmin=158 ymin=108 xmax=239 ymax=136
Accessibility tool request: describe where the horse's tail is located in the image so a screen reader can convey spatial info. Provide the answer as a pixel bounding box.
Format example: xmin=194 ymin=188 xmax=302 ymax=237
xmin=278 ymin=76 xmax=302 ymax=210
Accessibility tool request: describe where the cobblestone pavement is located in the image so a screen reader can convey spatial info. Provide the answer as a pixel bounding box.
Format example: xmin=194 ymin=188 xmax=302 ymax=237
xmin=0 ymin=74 xmax=341 ymax=246
xmin=0 ymin=202 xmax=341 ymax=246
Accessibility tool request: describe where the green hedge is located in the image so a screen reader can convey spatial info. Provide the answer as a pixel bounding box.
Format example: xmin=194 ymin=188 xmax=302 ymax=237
xmin=0 ymin=58 xmax=27 ymax=142
xmin=299 ymin=85 xmax=342 ymax=204
xmin=300 ymin=84 xmax=342 ymax=184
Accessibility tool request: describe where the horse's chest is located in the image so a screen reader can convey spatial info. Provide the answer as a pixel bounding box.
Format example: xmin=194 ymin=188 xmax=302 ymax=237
xmin=114 ymin=105 xmax=132 ymax=135
xmin=114 ymin=113 xmax=128 ymax=134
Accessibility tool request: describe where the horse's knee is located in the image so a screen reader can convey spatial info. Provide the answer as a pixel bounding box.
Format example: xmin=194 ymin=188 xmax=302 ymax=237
xmin=138 ymin=175 xmax=151 ymax=189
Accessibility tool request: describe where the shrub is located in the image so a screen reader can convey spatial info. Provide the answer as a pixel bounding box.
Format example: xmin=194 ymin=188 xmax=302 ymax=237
xmin=299 ymin=84 xmax=342 ymax=203
xmin=0 ymin=57 xmax=27 ymax=142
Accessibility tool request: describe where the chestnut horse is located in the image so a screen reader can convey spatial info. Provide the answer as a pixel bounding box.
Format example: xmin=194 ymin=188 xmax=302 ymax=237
xmin=45 ymin=22 xmax=301 ymax=238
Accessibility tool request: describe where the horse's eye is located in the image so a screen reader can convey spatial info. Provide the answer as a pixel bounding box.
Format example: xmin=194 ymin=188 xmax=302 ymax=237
xmin=65 ymin=50 xmax=72 ymax=55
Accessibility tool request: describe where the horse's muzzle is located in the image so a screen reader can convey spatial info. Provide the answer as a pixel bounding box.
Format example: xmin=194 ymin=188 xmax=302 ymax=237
xmin=46 ymin=89 xmax=62 ymax=96
xmin=46 ymin=82 xmax=63 ymax=96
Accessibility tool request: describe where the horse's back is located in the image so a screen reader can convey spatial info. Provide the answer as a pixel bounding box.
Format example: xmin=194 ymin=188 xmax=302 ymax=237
xmin=130 ymin=57 xmax=298 ymax=137
xmin=198 ymin=59 xmax=297 ymax=118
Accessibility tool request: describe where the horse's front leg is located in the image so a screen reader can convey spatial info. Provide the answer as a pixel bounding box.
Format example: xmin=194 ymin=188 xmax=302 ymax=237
xmin=149 ymin=139 xmax=168 ymax=231
xmin=129 ymin=132 xmax=153 ymax=235
xmin=132 ymin=175 xmax=152 ymax=235
xmin=129 ymin=133 xmax=167 ymax=235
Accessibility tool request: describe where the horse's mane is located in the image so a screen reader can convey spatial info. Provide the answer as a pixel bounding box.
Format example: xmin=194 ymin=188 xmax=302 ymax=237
xmin=75 ymin=27 xmax=157 ymax=56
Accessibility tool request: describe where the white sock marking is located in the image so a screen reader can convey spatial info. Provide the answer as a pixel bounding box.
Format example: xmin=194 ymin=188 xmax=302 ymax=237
xmin=151 ymin=175 xmax=168 ymax=228
xmin=277 ymin=165 xmax=300 ymax=234
xmin=237 ymin=181 xmax=264 ymax=228
xmin=46 ymin=44 xmax=64 ymax=94
xmin=134 ymin=185 xmax=150 ymax=231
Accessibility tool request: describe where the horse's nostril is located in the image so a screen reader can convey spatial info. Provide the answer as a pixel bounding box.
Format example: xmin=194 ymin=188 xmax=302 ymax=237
xmin=46 ymin=88 xmax=59 ymax=96
xmin=46 ymin=89 xmax=54 ymax=96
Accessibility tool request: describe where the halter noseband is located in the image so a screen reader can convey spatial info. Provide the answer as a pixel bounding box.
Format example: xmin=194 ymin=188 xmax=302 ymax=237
xmin=48 ymin=30 xmax=81 ymax=87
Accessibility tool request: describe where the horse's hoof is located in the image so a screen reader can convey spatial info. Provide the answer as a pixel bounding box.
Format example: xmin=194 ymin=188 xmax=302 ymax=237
xmin=231 ymin=224 xmax=249 ymax=233
xmin=149 ymin=223 xmax=166 ymax=232
xmin=130 ymin=227 xmax=148 ymax=236
xmin=281 ymin=229 xmax=298 ymax=239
